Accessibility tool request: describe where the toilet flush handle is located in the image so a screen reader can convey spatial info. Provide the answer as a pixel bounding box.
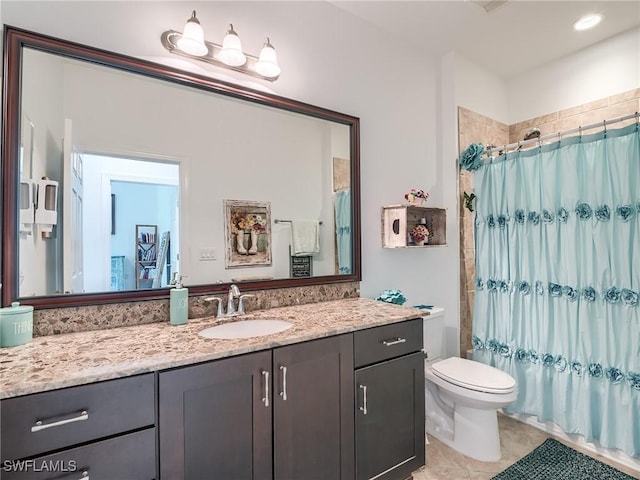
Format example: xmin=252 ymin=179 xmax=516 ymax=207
xmin=382 ymin=337 xmax=406 ymax=347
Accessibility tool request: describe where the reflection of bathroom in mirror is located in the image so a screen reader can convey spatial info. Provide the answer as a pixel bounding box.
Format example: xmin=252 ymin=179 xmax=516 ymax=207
xmin=3 ymin=28 xmax=360 ymax=307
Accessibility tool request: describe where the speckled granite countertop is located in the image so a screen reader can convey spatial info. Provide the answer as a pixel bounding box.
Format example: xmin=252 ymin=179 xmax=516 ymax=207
xmin=0 ymin=298 xmax=427 ymax=399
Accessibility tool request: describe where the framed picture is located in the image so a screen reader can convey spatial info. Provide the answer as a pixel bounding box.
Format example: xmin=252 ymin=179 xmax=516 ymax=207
xmin=224 ymin=200 xmax=272 ymax=269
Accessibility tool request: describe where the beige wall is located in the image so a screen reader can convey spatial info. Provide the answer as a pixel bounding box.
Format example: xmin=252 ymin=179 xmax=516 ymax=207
xmin=457 ymin=87 xmax=640 ymax=357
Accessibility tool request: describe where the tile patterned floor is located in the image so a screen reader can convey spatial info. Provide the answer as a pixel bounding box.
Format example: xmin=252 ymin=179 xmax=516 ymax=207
xmin=412 ymin=414 xmax=640 ymax=480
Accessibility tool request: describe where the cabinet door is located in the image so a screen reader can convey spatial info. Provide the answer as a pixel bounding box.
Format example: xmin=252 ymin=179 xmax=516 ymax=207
xmin=355 ymin=352 xmax=425 ymax=480
xmin=159 ymin=351 xmax=272 ymax=480
xmin=273 ymin=334 xmax=354 ymax=480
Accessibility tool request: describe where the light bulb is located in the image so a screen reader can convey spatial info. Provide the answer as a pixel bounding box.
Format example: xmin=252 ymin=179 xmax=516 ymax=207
xmin=177 ymin=11 xmax=208 ymax=57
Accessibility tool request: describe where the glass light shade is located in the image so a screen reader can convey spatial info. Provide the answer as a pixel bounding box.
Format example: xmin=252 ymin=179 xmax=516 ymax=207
xmin=177 ymin=11 xmax=208 ymax=57
xmin=255 ymin=39 xmax=281 ymax=78
xmin=218 ymin=25 xmax=247 ymax=67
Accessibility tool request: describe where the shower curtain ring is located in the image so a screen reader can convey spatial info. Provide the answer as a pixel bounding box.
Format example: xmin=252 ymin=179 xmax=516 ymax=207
xmin=603 ymin=119 xmax=607 ymax=134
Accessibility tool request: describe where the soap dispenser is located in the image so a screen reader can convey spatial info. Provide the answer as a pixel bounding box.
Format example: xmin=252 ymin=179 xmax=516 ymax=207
xmin=170 ymin=273 xmax=189 ymax=326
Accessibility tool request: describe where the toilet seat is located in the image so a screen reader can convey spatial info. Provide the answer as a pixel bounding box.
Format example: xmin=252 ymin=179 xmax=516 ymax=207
xmin=431 ymin=357 xmax=516 ymax=394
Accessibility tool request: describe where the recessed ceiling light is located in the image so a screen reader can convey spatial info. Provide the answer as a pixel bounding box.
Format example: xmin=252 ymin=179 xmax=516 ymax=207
xmin=573 ymin=14 xmax=603 ymax=31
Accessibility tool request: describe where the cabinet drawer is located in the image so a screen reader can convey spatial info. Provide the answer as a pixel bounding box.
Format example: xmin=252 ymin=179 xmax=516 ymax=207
xmin=354 ymin=318 xmax=422 ymax=368
xmin=0 ymin=428 xmax=156 ymax=480
xmin=1 ymin=374 xmax=155 ymax=461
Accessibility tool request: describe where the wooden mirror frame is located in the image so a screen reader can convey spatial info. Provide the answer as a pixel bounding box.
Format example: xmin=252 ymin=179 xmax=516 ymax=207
xmin=1 ymin=26 xmax=361 ymax=308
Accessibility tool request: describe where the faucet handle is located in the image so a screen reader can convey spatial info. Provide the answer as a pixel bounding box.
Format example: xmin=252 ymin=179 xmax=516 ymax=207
xmin=238 ymin=294 xmax=256 ymax=315
xmin=204 ymin=296 xmax=224 ymax=318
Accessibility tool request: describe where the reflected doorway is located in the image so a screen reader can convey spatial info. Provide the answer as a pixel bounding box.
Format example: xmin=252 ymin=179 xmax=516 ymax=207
xmin=82 ymin=154 xmax=180 ymax=292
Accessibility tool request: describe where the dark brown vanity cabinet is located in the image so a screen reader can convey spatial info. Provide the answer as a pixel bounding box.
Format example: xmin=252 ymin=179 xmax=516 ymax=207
xmin=354 ymin=319 xmax=425 ymax=480
xmin=0 ymin=374 xmax=156 ymax=480
xmin=158 ymin=334 xmax=354 ymax=480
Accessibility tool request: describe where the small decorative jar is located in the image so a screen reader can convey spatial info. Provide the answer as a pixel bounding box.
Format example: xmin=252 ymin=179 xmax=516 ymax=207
xmin=0 ymin=302 xmax=33 ymax=347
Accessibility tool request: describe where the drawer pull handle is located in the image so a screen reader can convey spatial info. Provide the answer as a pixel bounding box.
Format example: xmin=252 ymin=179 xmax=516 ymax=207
xmin=262 ymin=370 xmax=270 ymax=407
xmin=31 ymin=410 xmax=89 ymax=432
xmin=48 ymin=468 xmax=89 ymax=480
xmin=280 ymin=365 xmax=288 ymax=401
xmin=359 ymin=384 xmax=368 ymax=415
xmin=382 ymin=337 xmax=406 ymax=347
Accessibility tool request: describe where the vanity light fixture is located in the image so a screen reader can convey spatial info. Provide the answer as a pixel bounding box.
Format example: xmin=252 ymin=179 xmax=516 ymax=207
xmin=161 ymin=11 xmax=281 ymax=81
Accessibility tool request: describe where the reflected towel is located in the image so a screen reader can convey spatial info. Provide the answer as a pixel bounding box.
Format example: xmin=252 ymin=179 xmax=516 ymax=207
xmin=291 ymin=220 xmax=320 ymax=256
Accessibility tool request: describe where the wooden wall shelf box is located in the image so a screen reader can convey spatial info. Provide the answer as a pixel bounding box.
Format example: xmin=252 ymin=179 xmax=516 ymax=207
xmin=382 ymin=205 xmax=446 ymax=248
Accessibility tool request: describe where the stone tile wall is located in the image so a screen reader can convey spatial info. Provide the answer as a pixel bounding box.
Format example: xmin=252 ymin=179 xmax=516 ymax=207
xmin=457 ymin=88 xmax=639 ymax=357
xmin=457 ymin=107 xmax=509 ymax=357
xmin=510 ymin=89 xmax=640 ymax=144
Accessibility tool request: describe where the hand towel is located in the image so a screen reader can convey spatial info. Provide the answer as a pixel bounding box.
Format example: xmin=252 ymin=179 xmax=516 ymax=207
xmin=290 ymin=220 xmax=320 ymax=256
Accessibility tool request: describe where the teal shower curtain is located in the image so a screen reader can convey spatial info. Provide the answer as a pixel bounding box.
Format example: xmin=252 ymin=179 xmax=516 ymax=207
xmin=334 ymin=190 xmax=351 ymax=274
xmin=469 ymin=123 xmax=640 ymax=457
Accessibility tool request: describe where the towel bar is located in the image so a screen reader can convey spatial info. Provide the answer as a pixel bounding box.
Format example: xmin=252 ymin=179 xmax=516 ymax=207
xmin=274 ymin=219 xmax=323 ymax=225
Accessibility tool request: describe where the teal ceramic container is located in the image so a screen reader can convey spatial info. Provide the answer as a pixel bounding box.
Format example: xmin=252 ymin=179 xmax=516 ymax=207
xmin=0 ymin=302 xmax=34 ymax=347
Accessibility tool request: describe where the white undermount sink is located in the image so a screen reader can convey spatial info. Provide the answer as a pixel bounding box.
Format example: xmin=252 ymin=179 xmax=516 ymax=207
xmin=199 ymin=319 xmax=293 ymax=339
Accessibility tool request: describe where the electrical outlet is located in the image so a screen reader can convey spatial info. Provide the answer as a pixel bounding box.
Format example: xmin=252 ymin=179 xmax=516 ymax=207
xmin=200 ymin=248 xmax=217 ymax=261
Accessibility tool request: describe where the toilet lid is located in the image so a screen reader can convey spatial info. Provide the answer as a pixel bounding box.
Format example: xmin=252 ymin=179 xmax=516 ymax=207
xmin=431 ymin=357 xmax=516 ymax=394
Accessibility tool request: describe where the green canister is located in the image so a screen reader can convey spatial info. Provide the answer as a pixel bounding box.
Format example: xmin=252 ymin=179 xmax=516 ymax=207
xmin=0 ymin=302 xmax=34 ymax=347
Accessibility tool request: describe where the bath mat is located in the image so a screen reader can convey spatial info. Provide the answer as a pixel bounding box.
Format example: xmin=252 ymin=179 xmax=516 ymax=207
xmin=491 ymin=438 xmax=637 ymax=480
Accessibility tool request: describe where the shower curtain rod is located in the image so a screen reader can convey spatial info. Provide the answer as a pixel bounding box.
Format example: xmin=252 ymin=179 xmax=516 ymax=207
xmin=486 ymin=111 xmax=639 ymax=154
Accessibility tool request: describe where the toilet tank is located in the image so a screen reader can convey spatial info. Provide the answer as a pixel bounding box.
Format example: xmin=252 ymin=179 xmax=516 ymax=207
xmin=422 ymin=307 xmax=445 ymax=363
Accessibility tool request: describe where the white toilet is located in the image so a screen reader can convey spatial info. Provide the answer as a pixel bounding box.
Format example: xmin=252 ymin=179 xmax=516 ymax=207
xmin=422 ymin=309 xmax=517 ymax=462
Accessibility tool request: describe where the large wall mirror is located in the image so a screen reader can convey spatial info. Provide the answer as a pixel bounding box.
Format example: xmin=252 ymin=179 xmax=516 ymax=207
xmin=1 ymin=27 xmax=361 ymax=308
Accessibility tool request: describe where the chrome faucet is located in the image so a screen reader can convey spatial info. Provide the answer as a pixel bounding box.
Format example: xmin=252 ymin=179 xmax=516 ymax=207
xmin=226 ymin=284 xmax=241 ymax=316
xmin=205 ymin=284 xmax=254 ymax=318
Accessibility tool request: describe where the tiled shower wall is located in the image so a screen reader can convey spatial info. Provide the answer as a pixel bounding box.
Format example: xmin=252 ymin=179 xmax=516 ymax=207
xmin=509 ymin=89 xmax=640 ymax=144
xmin=457 ymin=108 xmax=509 ymax=357
xmin=457 ymin=88 xmax=639 ymax=357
